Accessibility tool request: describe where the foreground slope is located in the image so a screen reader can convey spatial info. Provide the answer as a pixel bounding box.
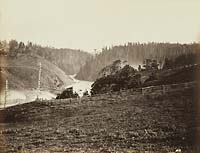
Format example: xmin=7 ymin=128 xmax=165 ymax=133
xmin=0 ymin=85 xmax=199 ymax=152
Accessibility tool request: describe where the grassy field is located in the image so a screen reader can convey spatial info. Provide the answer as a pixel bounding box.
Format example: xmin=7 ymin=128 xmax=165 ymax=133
xmin=0 ymin=87 xmax=199 ymax=153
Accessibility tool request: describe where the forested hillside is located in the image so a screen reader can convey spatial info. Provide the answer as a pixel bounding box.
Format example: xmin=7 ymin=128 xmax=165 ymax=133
xmin=76 ymin=42 xmax=200 ymax=81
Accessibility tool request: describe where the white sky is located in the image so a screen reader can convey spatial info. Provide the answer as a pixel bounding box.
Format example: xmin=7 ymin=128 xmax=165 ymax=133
xmin=0 ymin=0 xmax=200 ymax=52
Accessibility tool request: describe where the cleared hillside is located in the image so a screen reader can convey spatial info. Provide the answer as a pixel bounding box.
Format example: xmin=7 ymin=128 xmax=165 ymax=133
xmin=1 ymin=54 xmax=73 ymax=91
xmin=1 ymin=40 xmax=92 ymax=75
xmin=0 ymin=85 xmax=199 ymax=152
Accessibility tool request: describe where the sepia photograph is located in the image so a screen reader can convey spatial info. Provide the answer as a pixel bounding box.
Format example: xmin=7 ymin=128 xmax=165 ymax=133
xmin=0 ymin=0 xmax=200 ymax=152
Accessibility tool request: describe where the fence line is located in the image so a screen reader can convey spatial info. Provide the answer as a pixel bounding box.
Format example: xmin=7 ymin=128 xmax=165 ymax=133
xmin=141 ymin=81 xmax=199 ymax=95
xmin=1 ymin=81 xmax=198 ymax=109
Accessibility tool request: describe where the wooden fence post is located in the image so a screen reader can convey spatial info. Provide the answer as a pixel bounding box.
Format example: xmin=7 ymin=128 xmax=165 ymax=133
xmin=141 ymin=88 xmax=144 ymax=95
xmin=162 ymin=85 xmax=166 ymax=94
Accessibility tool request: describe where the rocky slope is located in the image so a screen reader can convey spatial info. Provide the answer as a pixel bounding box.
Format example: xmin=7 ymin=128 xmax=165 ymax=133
xmin=97 ymin=60 xmax=128 ymax=79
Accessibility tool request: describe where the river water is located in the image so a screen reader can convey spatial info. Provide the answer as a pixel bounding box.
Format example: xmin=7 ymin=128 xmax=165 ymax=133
xmin=0 ymin=75 xmax=93 ymax=108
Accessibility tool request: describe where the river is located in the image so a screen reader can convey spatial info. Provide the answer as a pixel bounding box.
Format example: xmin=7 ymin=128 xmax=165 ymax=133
xmin=0 ymin=75 xmax=93 ymax=108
